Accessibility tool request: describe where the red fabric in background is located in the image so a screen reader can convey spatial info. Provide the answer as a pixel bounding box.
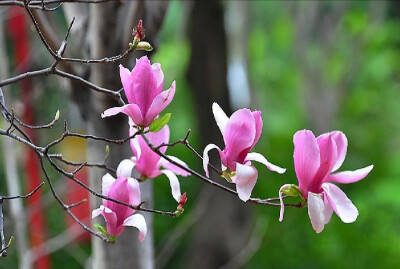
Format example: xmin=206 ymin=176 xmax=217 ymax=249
xmin=7 ymin=7 xmax=51 ymax=269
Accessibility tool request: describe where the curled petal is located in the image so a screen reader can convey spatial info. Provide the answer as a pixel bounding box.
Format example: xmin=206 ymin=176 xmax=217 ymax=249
xmin=161 ymin=169 xmax=182 ymax=202
xmin=202 ymin=144 xmax=221 ymax=177
xmin=92 ymin=206 xmax=105 ymax=219
xmin=144 ymin=81 xmax=176 ymax=126
xmin=234 ymin=163 xmax=258 ymax=202
xmin=331 ymin=131 xmax=348 ymax=172
xmin=278 ymin=184 xmax=292 ymax=222
xmin=117 ymin=159 xmax=135 ymax=178
xmin=102 ymin=207 xmax=120 ymax=236
xmin=293 ymin=130 xmax=320 ymax=196
xmin=322 ymin=183 xmax=358 ymax=223
xmin=120 ymin=64 xmax=135 ymax=104
xmin=102 ymin=173 xmax=116 ymax=196
xmin=307 ymin=192 xmax=325 ymax=233
xmin=212 ymin=102 xmax=229 ymax=136
xmin=160 ymin=155 xmax=190 ymax=176
xmin=123 ymin=214 xmax=147 ymax=242
xmin=326 ymin=165 xmax=373 ymax=184
xmin=102 ymin=104 xmax=144 ymax=126
xmin=246 ymin=152 xmax=286 ymax=174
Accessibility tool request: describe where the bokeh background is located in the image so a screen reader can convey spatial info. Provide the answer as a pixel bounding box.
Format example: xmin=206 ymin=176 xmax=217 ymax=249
xmin=1 ymin=1 xmax=400 ymax=268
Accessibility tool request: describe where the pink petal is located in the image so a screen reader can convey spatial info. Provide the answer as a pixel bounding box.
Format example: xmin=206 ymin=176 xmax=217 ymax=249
xmin=160 ymin=155 xmax=190 ymax=176
xmin=102 ymin=173 xmax=116 ymax=196
xmin=123 ymin=214 xmax=147 ymax=242
xmin=151 ymin=63 xmax=164 ymax=93
xmin=144 ymin=81 xmax=176 ymax=126
xmin=117 ymin=159 xmax=135 ymax=179
xmin=161 ymin=169 xmax=182 ymax=202
xmin=127 ymin=178 xmax=141 ymax=207
xmin=223 ymin=108 xmax=256 ymax=168
xmin=234 ymin=163 xmax=258 ymax=202
xmin=249 ymin=110 xmax=263 ymax=150
xmin=322 ymin=183 xmax=358 ymax=223
xmin=212 ymin=102 xmax=229 ymax=136
xmin=293 ymin=130 xmax=320 ymax=196
xmin=326 ymin=165 xmax=373 ymax=184
xmin=120 ymin=64 xmax=135 ymax=104
xmin=102 ymin=104 xmax=145 ymax=127
xmin=311 ymin=133 xmax=338 ymax=191
xmin=307 ymin=192 xmax=325 ymax=233
xmin=104 ymin=178 xmax=134 ymax=222
xmin=131 ymin=56 xmax=159 ymax=114
xmin=331 ymin=131 xmax=348 ymax=172
xmin=202 ymin=144 xmax=221 ymax=177
xmin=134 ymin=127 xmax=169 ymax=177
xmin=129 ymin=126 xmax=141 ymax=158
xmin=92 ymin=206 xmax=104 ymax=219
xmin=245 ymin=152 xmax=286 ymax=174
xmin=278 ymin=184 xmax=292 ymax=222
xmin=102 ymin=207 xmax=121 ymax=236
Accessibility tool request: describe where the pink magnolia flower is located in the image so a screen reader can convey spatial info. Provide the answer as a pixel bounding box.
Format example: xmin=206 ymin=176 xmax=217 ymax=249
xmin=92 ymin=167 xmax=147 ymax=241
xmin=279 ymin=130 xmax=373 ymax=233
xmin=118 ymin=125 xmax=190 ymax=202
xmin=101 ymin=56 xmax=175 ymax=127
xmin=203 ymin=103 xmax=286 ymax=201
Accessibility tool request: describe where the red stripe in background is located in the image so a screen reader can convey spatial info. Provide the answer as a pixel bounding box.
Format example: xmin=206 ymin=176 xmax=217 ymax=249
xmin=7 ymin=7 xmax=51 ymax=269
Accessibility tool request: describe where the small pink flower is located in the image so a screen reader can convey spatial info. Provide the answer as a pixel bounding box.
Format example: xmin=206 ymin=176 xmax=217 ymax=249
xmin=118 ymin=125 xmax=190 ymax=202
xmin=92 ymin=167 xmax=147 ymax=241
xmin=279 ymin=130 xmax=373 ymax=233
xmin=101 ymin=56 xmax=175 ymax=127
xmin=203 ymin=103 xmax=285 ymax=201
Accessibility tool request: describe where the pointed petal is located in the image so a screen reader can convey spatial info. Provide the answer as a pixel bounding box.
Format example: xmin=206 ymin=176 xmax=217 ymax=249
xmin=307 ymin=192 xmax=325 ymax=233
xmin=151 ymin=63 xmax=164 ymax=93
xmin=223 ymin=108 xmax=256 ymax=167
xmin=312 ymin=133 xmax=337 ymax=189
xmin=249 ymin=110 xmax=263 ymax=150
xmin=102 ymin=173 xmax=116 ymax=196
xmin=120 ymin=64 xmax=135 ymax=104
xmin=202 ymin=144 xmax=221 ymax=177
xmin=160 ymin=155 xmax=190 ymax=176
xmin=293 ymin=130 xmax=320 ymax=196
xmin=161 ymin=169 xmax=182 ymax=202
xmin=102 ymin=104 xmax=145 ymax=127
xmin=127 ymin=178 xmax=141 ymax=206
xmin=117 ymin=159 xmax=135 ymax=178
xmin=234 ymin=163 xmax=258 ymax=202
xmin=144 ymin=81 xmax=176 ymax=126
xmin=123 ymin=214 xmax=147 ymax=242
xmin=326 ymin=165 xmax=373 ymax=184
xmin=131 ymin=56 xmax=158 ymax=114
xmin=246 ymin=152 xmax=286 ymax=174
xmin=331 ymin=131 xmax=348 ymax=172
xmin=212 ymin=102 xmax=229 ymax=135
xmin=278 ymin=184 xmax=292 ymax=222
xmin=322 ymin=183 xmax=358 ymax=223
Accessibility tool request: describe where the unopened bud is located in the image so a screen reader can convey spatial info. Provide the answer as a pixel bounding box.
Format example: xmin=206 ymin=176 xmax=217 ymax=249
xmin=105 ymin=145 xmax=110 ymax=155
xmin=55 ymin=110 xmax=60 ymax=120
xmin=136 ymin=41 xmax=153 ymax=51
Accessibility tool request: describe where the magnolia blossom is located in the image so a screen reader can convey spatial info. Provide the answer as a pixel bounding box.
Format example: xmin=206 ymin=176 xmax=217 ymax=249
xmin=102 ymin=56 xmax=175 ymax=127
xmin=92 ymin=165 xmax=147 ymax=241
xmin=279 ymin=130 xmax=373 ymax=233
xmin=203 ymin=103 xmax=286 ymax=201
xmin=118 ymin=125 xmax=190 ymax=202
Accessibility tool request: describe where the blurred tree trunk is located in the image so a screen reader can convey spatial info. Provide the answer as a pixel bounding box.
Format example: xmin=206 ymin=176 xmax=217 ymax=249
xmin=186 ymin=1 xmax=252 ymax=268
xmin=84 ymin=1 xmax=169 ymax=268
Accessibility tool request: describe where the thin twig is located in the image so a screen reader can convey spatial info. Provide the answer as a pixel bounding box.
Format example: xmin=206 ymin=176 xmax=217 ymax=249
xmin=2 ymin=182 xmax=45 ymax=200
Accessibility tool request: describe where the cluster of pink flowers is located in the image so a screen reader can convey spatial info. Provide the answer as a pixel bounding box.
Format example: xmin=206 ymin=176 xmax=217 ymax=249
xmin=94 ymin=55 xmax=373 ymax=240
